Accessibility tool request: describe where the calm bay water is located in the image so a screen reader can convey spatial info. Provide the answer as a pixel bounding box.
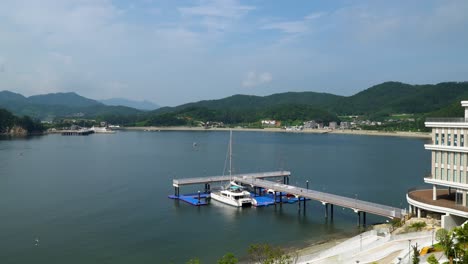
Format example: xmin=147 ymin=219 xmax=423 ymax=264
xmin=0 ymin=131 xmax=430 ymax=263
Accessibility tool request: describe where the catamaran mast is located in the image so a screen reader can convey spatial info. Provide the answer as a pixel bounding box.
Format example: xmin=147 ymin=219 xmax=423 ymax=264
xmin=229 ymin=130 xmax=232 ymax=178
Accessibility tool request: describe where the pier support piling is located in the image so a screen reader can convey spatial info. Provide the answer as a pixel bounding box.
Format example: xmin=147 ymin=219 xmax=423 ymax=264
xmin=280 ymin=192 xmax=283 ymax=208
xmin=325 ymin=203 xmax=328 ymax=218
xmin=330 ymin=204 xmax=334 ymax=220
xmin=303 ymin=197 xmax=306 ymax=212
xmin=298 ymin=197 xmax=301 ymax=213
xmin=274 ymin=191 xmax=277 ymax=208
xmin=363 ymin=212 xmax=366 ymax=226
xmin=357 ymin=211 xmax=361 ymax=226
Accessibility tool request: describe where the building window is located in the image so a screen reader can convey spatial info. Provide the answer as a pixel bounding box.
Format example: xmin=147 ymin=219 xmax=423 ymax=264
xmin=442 ymin=152 xmax=445 ymax=163
xmin=455 ymin=134 xmax=458 ymax=146
xmin=435 ymin=168 xmax=439 ymax=179
xmin=461 ymin=170 xmax=464 ymax=183
xmin=448 ymin=170 xmax=452 ymax=181
xmin=456 ymin=191 xmax=463 ymax=205
xmin=435 ymin=133 xmax=439 ymax=144
xmin=462 ymin=134 xmax=465 ymax=147
xmin=435 ymin=151 xmax=439 ymax=163
xmin=442 ymin=169 xmax=446 ymax=180
xmin=448 ymin=153 xmax=451 ymax=165
xmin=455 ymin=153 xmax=458 ymax=166
xmin=448 ymin=134 xmax=452 ymax=146
xmin=442 ymin=134 xmax=445 ymax=145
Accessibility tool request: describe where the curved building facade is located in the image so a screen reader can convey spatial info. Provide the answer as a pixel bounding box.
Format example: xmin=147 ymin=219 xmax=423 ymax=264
xmin=407 ymin=101 xmax=468 ymax=229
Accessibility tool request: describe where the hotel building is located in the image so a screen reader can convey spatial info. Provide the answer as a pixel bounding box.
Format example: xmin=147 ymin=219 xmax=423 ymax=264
xmin=407 ymin=101 xmax=468 ymax=229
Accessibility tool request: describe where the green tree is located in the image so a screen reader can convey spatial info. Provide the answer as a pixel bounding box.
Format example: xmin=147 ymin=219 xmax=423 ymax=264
xmin=247 ymin=243 xmax=292 ymax=264
xmin=436 ymin=228 xmax=455 ymax=263
xmin=412 ymin=243 xmax=420 ymax=264
xmin=426 ymin=254 xmax=439 ymax=264
xmin=217 ymin=253 xmax=238 ymax=264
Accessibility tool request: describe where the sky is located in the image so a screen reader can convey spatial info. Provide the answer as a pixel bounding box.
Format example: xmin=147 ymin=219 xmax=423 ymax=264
xmin=0 ymin=0 xmax=467 ymax=106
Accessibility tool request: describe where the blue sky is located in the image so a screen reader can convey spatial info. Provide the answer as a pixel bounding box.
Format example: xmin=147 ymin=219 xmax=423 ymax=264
xmin=0 ymin=0 xmax=467 ymax=106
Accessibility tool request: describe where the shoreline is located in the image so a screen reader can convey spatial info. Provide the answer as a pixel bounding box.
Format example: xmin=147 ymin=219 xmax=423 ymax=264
xmin=122 ymin=126 xmax=431 ymax=139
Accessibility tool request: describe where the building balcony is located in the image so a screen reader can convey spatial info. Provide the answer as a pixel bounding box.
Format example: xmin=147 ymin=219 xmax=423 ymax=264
xmin=425 ymin=118 xmax=468 ymax=128
xmin=426 ymin=118 xmax=468 ymax=123
xmin=424 ymin=144 xmax=468 ymax=152
xmin=407 ymin=188 xmax=468 ymax=217
xmin=424 ymin=176 xmax=468 ymax=190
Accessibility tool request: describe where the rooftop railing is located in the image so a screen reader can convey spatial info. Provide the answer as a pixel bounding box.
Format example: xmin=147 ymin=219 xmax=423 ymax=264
xmin=426 ymin=117 xmax=468 ymax=123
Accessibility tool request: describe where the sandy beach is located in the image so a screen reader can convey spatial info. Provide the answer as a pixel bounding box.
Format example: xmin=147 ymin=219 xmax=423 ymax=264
xmin=122 ymin=126 xmax=431 ymax=139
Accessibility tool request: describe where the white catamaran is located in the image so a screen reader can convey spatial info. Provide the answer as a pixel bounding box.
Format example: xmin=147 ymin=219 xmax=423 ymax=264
xmin=209 ymin=131 xmax=253 ymax=207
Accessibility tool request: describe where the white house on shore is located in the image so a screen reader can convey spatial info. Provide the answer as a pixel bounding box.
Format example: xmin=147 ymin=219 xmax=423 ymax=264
xmin=407 ymin=101 xmax=468 ymax=229
xmin=261 ymin=120 xmax=277 ymax=126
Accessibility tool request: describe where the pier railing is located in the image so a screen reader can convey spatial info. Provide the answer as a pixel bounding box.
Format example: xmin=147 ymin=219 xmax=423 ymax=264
xmin=235 ymin=177 xmax=405 ymax=219
xmin=173 ymin=171 xmax=291 ymax=187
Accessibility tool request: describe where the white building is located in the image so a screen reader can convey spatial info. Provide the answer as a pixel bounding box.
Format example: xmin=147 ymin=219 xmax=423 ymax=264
xmin=261 ymin=120 xmax=276 ymax=126
xmin=407 ymin=101 xmax=468 ymax=229
xmin=303 ymin=120 xmax=317 ymax=129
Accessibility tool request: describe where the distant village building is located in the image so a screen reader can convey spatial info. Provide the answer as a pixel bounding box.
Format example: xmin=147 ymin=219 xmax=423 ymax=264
xmin=329 ymin=122 xmax=338 ymax=129
xmin=340 ymin=121 xmax=350 ymax=129
xmin=303 ymin=120 xmax=317 ymax=129
xmin=261 ymin=120 xmax=277 ymax=126
xmin=317 ymin=123 xmax=324 ymax=129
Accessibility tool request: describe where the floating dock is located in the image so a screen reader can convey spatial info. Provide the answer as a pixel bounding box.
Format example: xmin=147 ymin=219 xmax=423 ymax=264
xmin=168 ymin=192 xmax=210 ymax=206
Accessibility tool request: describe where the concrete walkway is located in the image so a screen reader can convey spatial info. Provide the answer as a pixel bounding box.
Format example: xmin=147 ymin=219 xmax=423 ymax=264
xmin=296 ymin=230 xmax=436 ymax=264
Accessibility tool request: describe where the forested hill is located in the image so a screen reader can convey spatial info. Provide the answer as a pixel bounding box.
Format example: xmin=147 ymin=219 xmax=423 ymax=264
xmin=0 ymin=91 xmax=143 ymax=119
xmin=146 ymin=81 xmax=468 ymax=126
xmin=0 ymin=108 xmax=44 ymax=135
xmin=1 ymin=81 xmax=468 ymax=126
xmin=331 ymin=81 xmax=468 ymax=117
xmin=152 ymin=92 xmax=343 ymax=114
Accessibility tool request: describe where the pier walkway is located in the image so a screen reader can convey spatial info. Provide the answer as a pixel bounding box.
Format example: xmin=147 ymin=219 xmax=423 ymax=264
xmin=171 ymin=171 xmax=406 ymax=221
xmin=234 ymin=177 xmax=406 ymax=219
xmin=172 ymin=170 xmax=290 ymax=189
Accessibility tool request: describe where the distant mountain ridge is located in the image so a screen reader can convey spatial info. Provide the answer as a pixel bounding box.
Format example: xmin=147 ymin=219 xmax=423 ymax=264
xmin=0 ymin=91 xmax=142 ymax=119
xmin=1 ymin=81 xmax=468 ymax=124
xmin=100 ymin=98 xmax=159 ymax=110
xmin=152 ymin=81 xmax=468 ymax=117
xmin=28 ymin=92 xmax=101 ymax=107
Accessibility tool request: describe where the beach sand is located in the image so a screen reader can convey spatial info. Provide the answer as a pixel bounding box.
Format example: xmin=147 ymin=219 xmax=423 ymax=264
xmin=122 ymin=126 xmax=431 ymax=139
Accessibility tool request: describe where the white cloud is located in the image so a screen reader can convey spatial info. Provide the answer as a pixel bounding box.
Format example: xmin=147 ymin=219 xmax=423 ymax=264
xmin=242 ymin=71 xmax=272 ymax=88
xmin=262 ymin=21 xmax=308 ymax=34
xmin=305 ymin=12 xmax=325 ymax=20
xmin=178 ymin=0 xmax=255 ymax=32
xmin=179 ymin=0 xmax=254 ymax=19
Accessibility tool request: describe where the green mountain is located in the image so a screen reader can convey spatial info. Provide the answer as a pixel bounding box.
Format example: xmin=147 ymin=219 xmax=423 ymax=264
xmin=0 ymin=91 xmax=142 ymax=120
xmin=2 ymin=81 xmax=468 ymax=126
xmin=147 ymin=81 xmax=468 ymax=126
xmin=153 ymin=92 xmax=342 ymax=114
xmin=28 ymin=92 xmax=101 ymax=107
xmin=332 ymin=81 xmax=468 ymax=116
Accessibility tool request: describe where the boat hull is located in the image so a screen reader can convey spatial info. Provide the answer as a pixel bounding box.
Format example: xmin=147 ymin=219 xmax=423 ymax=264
xmin=210 ymin=192 xmax=252 ymax=207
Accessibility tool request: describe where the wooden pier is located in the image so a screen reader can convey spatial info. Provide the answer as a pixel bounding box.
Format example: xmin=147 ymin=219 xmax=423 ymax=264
xmin=171 ymin=171 xmax=407 ymax=222
xmin=61 ymin=129 xmax=94 ymax=136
